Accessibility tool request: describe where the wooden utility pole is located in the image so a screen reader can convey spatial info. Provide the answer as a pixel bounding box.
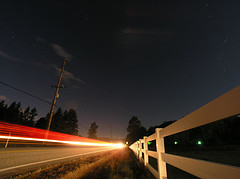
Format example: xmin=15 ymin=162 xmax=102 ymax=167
xmin=45 ymin=59 xmax=68 ymax=139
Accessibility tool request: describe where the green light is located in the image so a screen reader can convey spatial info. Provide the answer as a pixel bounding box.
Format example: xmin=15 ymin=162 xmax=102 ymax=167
xmin=148 ymin=141 xmax=152 ymax=145
xmin=197 ymin=140 xmax=202 ymax=145
xmin=174 ymin=141 xmax=178 ymax=145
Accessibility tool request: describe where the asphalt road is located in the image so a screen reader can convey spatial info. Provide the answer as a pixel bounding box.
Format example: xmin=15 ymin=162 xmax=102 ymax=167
xmin=0 ymin=146 xmax=115 ymax=178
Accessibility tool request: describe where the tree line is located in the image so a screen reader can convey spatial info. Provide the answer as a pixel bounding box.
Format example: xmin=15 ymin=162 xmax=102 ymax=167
xmin=0 ymin=100 xmax=79 ymax=136
xmin=126 ymin=115 xmax=240 ymax=147
xmin=0 ymin=100 xmax=100 ymax=138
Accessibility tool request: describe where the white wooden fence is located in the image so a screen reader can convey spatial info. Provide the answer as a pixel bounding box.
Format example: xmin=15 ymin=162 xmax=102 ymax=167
xmin=130 ymin=86 xmax=240 ymax=179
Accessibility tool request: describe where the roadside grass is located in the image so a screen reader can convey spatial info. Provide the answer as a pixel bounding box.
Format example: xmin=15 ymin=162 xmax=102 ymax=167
xmin=13 ymin=147 xmax=155 ymax=179
xmin=14 ymin=153 xmax=108 ymax=179
xmin=62 ymin=147 xmax=155 ymax=179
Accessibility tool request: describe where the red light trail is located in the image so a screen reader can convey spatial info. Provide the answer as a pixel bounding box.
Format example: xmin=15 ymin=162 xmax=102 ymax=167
xmin=0 ymin=121 xmax=123 ymax=148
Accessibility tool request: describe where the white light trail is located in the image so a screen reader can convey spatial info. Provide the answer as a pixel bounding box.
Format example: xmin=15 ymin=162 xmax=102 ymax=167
xmin=0 ymin=135 xmax=124 ymax=148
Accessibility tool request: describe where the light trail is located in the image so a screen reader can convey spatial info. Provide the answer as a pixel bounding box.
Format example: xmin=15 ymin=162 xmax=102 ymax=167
xmin=0 ymin=135 xmax=123 ymax=147
xmin=0 ymin=121 xmax=124 ymax=148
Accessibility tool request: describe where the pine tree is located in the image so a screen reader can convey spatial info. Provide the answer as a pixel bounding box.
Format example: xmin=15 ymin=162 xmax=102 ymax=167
xmin=126 ymin=116 xmax=147 ymax=145
xmin=88 ymin=122 xmax=98 ymax=139
xmin=35 ymin=117 xmax=48 ymax=129
xmin=64 ymin=109 xmax=78 ymax=135
xmin=51 ymin=108 xmax=67 ymax=133
xmin=0 ymin=100 xmax=8 ymax=122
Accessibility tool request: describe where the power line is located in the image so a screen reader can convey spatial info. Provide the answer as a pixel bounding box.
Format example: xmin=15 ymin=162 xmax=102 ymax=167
xmin=0 ymin=80 xmax=88 ymax=130
xmin=0 ymin=80 xmax=52 ymax=106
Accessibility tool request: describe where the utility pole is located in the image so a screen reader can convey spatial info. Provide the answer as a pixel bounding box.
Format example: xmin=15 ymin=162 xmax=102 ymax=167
xmin=45 ymin=58 xmax=69 ymax=139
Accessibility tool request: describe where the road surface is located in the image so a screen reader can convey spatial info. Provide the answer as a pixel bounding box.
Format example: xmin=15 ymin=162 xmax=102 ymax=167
xmin=0 ymin=146 xmax=115 ymax=178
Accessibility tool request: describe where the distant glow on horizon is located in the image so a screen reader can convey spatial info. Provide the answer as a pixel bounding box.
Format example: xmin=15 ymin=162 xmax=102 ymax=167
xmin=116 ymin=143 xmax=124 ymax=148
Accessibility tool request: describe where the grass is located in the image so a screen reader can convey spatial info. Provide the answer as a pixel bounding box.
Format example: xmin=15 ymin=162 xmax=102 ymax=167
xmin=14 ymin=153 xmax=105 ymax=179
xmin=13 ymin=147 xmax=155 ymax=179
xmin=62 ymin=147 xmax=154 ymax=179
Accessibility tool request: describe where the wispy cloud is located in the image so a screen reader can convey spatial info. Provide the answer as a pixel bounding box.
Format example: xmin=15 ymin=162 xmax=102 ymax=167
xmin=0 ymin=95 xmax=9 ymax=102
xmin=51 ymin=65 xmax=85 ymax=85
xmin=50 ymin=43 xmax=73 ymax=59
xmin=63 ymin=70 xmax=85 ymax=84
xmin=0 ymin=50 xmax=22 ymax=62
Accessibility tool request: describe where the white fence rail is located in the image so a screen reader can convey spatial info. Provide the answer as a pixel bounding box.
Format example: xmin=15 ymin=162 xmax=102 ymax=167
xmin=130 ymin=86 xmax=240 ymax=179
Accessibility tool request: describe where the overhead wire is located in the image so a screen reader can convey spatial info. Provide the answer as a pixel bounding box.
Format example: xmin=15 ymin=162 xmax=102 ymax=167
xmin=0 ymin=80 xmax=88 ymax=130
xmin=0 ymin=80 xmax=52 ymax=106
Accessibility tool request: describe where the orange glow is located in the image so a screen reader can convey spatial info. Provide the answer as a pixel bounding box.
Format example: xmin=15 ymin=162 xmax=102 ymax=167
xmin=0 ymin=121 xmax=121 ymax=147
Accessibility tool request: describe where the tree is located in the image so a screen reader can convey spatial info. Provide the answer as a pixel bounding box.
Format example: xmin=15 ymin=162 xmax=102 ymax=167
xmin=0 ymin=100 xmax=37 ymax=127
xmin=50 ymin=108 xmax=67 ymax=133
xmin=35 ymin=117 xmax=48 ymax=129
xmin=29 ymin=108 xmax=37 ymax=122
xmin=7 ymin=101 xmax=20 ymax=123
xmin=64 ymin=109 xmax=78 ymax=135
xmin=0 ymin=100 xmax=8 ymax=122
xmin=126 ymin=116 xmax=147 ymax=145
xmin=23 ymin=106 xmax=30 ymax=121
xmin=35 ymin=108 xmax=79 ymax=135
xmin=88 ymin=122 xmax=98 ymax=139
xmin=22 ymin=106 xmax=37 ymax=127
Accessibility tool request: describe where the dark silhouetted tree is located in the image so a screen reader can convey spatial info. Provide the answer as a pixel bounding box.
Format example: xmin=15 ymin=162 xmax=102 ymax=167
xmin=88 ymin=122 xmax=98 ymax=139
xmin=0 ymin=100 xmax=8 ymax=122
xmin=7 ymin=101 xmax=21 ymax=123
xmin=22 ymin=106 xmax=37 ymax=126
xmin=126 ymin=116 xmax=147 ymax=145
xmin=35 ymin=108 xmax=79 ymax=135
xmin=35 ymin=117 xmax=48 ymax=129
xmin=29 ymin=107 xmax=37 ymax=124
xmin=0 ymin=100 xmax=37 ymax=127
xmin=51 ymin=108 xmax=67 ymax=133
xmin=64 ymin=109 xmax=78 ymax=135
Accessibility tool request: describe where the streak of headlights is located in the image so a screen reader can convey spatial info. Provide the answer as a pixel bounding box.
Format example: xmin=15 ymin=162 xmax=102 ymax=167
xmin=0 ymin=121 xmax=124 ymax=148
xmin=0 ymin=135 xmax=123 ymax=147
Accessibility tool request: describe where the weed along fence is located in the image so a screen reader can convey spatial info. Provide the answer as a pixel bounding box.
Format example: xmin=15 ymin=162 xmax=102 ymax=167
xmin=130 ymin=86 xmax=240 ymax=179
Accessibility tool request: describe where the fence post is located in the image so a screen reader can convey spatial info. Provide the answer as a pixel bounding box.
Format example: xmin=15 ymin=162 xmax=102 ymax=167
xmin=139 ymin=139 xmax=143 ymax=160
xmin=136 ymin=141 xmax=139 ymax=157
xmin=131 ymin=142 xmax=135 ymax=154
xmin=144 ymin=136 xmax=149 ymax=166
xmin=5 ymin=132 xmax=11 ymax=148
xmin=156 ymin=128 xmax=167 ymax=179
xmin=135 ymin=142 xmax=138 ymax=155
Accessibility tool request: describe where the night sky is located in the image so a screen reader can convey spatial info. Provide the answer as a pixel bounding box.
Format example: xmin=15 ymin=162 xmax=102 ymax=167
xmin=1 ymin=1 xmax=240 ymax=138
